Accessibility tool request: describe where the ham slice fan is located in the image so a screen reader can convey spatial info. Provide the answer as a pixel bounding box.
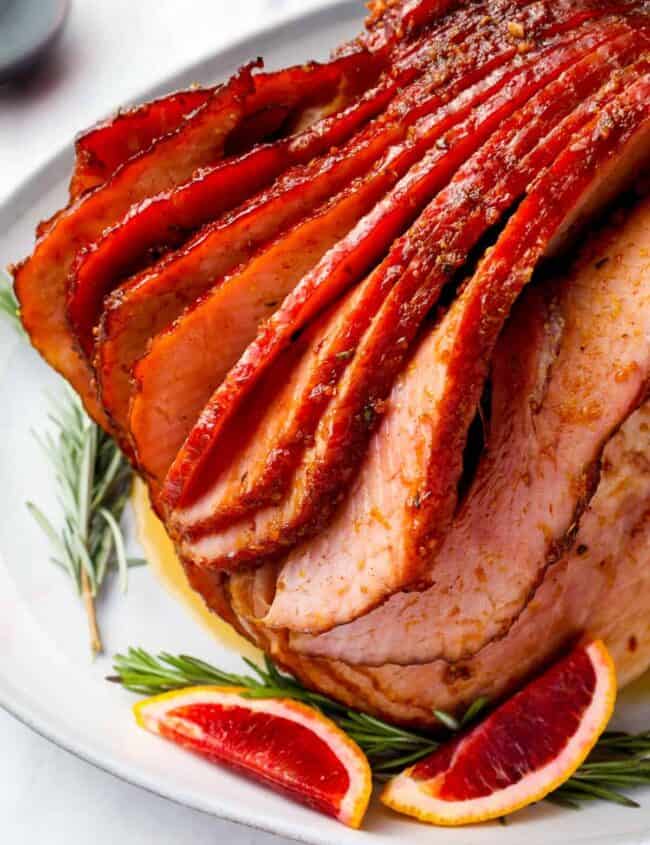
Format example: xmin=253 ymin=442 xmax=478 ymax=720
xmin=14 ymin=0 xmax=650 ymax=725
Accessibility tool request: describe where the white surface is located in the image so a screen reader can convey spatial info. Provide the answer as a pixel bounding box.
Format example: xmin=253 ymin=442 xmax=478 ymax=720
xmin=1 ymin=3 xmax=649 ymax=845
xmin=0 ymin=2 xmax=328 ymax=843
xmin=0 ymin=0 xmax=332 ymax=205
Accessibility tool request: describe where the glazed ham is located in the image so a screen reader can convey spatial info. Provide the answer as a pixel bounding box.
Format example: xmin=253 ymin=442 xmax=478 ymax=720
xmin=178 ymin=44 xmax=650 ymax=578
xmin=130 ymin=3 xmax=608 ymax=485
xmin=287 ymin=197 xmax=650 ymax=660
xmin=13 ymin=0 xmax=650 ymax=724
xmin=253 ymin=80 xmax=650 ymax=635
xmin=15 ymin=53 xmax=381 ymax=428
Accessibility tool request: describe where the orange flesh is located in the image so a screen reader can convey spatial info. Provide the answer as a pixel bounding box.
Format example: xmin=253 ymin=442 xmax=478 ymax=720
xmin=413 ymin=646 xmax=597 ymax=798
xmin=161 ymin=702 xmax=350 ymax=818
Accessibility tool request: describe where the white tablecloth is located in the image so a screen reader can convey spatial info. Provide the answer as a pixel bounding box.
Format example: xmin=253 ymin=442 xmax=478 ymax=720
xmin=0 ymin=2 xmax=333 ymax=842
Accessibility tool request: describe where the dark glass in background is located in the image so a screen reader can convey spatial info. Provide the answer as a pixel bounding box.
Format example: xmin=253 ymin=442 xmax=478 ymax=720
xmin=0 ymin=0 xmax=69 ymax=83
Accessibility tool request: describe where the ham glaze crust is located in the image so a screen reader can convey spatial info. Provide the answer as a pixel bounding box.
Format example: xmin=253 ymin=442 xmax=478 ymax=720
xmin=12 ymin=0 xmax=650 ymax=724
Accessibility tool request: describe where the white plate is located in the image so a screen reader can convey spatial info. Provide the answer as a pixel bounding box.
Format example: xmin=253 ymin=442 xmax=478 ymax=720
xmin=0 ymin=3 xmax=649 ymax=843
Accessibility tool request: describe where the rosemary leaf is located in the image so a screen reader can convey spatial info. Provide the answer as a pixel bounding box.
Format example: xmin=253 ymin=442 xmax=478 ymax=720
xmin=460 ymin=695 xmax=490 ymax=726
xmin=433 ymin=709 xmax=461 ymax=731
xmin=99 ymin=507 xmax=128 ymax=593
xmin=127 ymin=557 xmax=148 ymax=568
xmin=26 ymin=502 xmax=66 ymax=555
xmin=0 ymin=271 xmax=24 ymax=335
xmin=555 ymin=780 xmax=640 ymax=808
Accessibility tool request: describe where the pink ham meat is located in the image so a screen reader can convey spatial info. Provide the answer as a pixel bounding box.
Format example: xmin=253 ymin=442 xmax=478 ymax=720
xmin=254 ymin=75 xmax=650 ymax=634
xmin=290 ymin=197 xmax=650 ymax=661
xmin=163 ymin=8 xmax=628 ymax=515
xmin=67 ymin=50 xmax=385 ymax=360
xmin=128 ymin=2 xmax=581 ymax=485
xmin=222 ymin=402 xmax=650 ymax=726
xmin=176 ymin=29 xmax=647 ymax=567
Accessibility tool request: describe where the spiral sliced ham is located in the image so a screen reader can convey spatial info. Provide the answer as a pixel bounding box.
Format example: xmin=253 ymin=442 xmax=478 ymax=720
xmin=176 ymin=32 xmax=649 ymax=563
xmin=15 ymin=54 xmax=379 ymax=427
xmin=289 ymin=195 xmax=650 ymax=661
xmin=251 ymin=74 xmax=650 ymax=634
xmin=13 ymin=0 xmax=650 ymax=725
xmin=123 ymin=1 xmax=584 ymax=482
xmin=67 ymin=50 xmax=383 ymax=361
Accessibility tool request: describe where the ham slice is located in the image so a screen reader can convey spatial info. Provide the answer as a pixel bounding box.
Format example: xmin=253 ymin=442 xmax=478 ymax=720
xmin=224 ymin=403 xmax=650 ymax=727
xmin=178 ymin=30 xmax=646 ymax=568
xmin=292 ymin=196 xmax=650 ymax=661
xmin=164 ymin=9 xmax=625 ymax=516
xmin=68 ymin=55 xmax=356 ymax=199
xmin=69 ymin=88 xmax=213 ymax=199
xmin=257 ymin=75 xmax=650 ymax=634
xmin=67 ymin=50 xmax=383 ymax=361
xmin=130 ymin=7 xmax=568 ymax=486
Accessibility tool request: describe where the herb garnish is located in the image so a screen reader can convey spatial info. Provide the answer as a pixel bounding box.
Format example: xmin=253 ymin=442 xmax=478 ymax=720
xmin=0 ymin=270 xmax=23 ymax=334
xmin=1 ymin=271 xmax=143 ymax=656
xmin=110 ymin=647 xmax=650 ymax=806
xmin=28 ymin=389 xmax=144 ymax=655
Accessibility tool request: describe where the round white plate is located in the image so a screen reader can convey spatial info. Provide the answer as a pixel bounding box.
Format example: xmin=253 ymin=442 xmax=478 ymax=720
xmin=1 ymin=3 xmax=649 ymax=843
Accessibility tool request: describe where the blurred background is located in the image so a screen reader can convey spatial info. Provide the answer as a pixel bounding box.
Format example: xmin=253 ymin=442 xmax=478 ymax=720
xmin=0 ymin=0 xmax=331 ymax=204
xmin=0 ymin=2 xmax=336 ymax=843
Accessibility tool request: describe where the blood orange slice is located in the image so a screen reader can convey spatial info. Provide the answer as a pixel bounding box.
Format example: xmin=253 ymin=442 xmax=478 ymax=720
xmin=134 ymin=686 xmax=372 ymax=828
xmin=382 ymin=640 xmax=616 ymax=826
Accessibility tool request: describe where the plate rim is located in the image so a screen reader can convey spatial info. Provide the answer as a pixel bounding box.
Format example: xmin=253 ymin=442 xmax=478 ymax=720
xmin=1 ymin=3 xmax=649 ymax=842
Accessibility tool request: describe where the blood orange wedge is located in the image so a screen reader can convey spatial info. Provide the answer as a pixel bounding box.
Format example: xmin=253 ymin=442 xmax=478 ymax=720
xmin=134 ymin=686 xmax=372 ymax=828
xmin=382 ymin=639 xmax=616 ymax=826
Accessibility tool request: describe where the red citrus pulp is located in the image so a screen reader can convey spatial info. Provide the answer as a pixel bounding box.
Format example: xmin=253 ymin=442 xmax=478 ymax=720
xmin=134 ymin=685 xmax=372 ymax=827
xmin=382 ymin=639 xmax=616 ymax=825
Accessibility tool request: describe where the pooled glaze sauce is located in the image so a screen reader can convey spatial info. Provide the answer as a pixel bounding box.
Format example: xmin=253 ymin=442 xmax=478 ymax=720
xmin=131 ymin=478 xmax=261 ymax=661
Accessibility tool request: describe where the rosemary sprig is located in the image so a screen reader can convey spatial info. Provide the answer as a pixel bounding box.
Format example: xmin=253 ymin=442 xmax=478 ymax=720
xmin=0 ymin=270 xmax=24 ymax=334
xmin=552 ymin=733 xmax=650 ymax=808
xmin=28 ymin=388 xmax=145 ymax=656
xmin=110 ymin=648 xmax=650 ymax=806
xmin=0 ymin=272 xmax=144 ymax=652
xmin=109 ymin=647 xmax=444 ymax=771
